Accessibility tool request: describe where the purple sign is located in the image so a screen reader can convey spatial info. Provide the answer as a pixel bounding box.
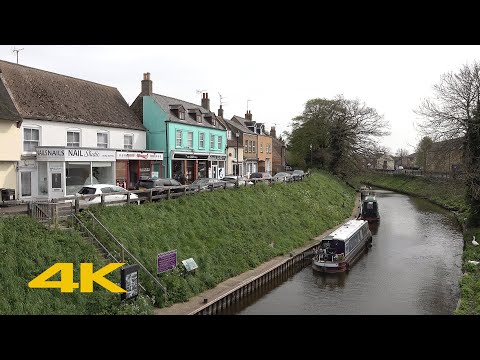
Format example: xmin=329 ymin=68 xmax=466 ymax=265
xmin=157 ymin=250 xmax=177 ymax=274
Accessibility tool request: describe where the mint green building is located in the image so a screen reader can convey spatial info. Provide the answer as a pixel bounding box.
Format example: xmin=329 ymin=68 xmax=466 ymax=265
xmin=131 ymin=73 xmax=227 ymax=181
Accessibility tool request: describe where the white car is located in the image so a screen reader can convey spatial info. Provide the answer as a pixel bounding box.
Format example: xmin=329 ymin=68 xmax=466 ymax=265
xmin=76 ymin=184 xmax=140 ymax=207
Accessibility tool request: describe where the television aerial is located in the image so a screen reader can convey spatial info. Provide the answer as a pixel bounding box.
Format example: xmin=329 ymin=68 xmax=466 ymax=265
xmin=12 ymin=46 xmax=24 ymax=64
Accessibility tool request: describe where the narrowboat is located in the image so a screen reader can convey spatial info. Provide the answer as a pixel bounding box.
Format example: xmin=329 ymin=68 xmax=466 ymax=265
xmin=360 ymin=194 xmax=380 ymax=222
xmin=312 ymin=219 xmax=372 ymax=273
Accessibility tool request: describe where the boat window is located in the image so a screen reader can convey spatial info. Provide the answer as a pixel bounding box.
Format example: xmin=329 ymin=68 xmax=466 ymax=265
xmin=321 ymin=239 xmax=345 ymax=254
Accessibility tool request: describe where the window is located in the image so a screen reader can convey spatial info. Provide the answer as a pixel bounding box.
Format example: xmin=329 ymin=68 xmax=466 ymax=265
xmin=196 ymin=114 xmax=202 ymax=123
xmin=23 ymin=127 xmax=39 ymax=152
xmin=67 ymin=131 xmax=80 ymax=147
xmin=176 ymin=130 xmax=182 ymax=147
xmin=227 ymin=130 xmax=231 ymax=140
xmin=244 ymin=140 xmax=248 ymax=153
xmin=260 ymin=143 xmax=263 ymax=153
xmin=248 ymin=140 xmax=252 ymax=153
xmin=124 ymin=134 xmax=133 ymax=149
xmin=21 ymin=172 xmax=32 ymax=196
xmin=253 ymin=141 xmax=256 ymax=153
xmin=210 ymin=134 xmax=215 ymax=149
xmin=199 ymin=133 xmax=205 ymax=148
xmin=179 ymin=111 xmax=185 ymax=120
xmin=217 ymin=136 xmax=222 ymax=150
xmin=97 ymin=132 xmax=108 ymax=148
xmin=187 ymin=131 xmax=193 ymax=148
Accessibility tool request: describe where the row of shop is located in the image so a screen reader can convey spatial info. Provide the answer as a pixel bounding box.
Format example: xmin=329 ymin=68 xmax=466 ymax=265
xmin=16 ymin=147 xmax=229 ymax=200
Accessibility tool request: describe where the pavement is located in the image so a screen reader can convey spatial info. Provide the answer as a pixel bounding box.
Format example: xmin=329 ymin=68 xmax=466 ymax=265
xmin=154 ymin=192 xmax=361 ymax=315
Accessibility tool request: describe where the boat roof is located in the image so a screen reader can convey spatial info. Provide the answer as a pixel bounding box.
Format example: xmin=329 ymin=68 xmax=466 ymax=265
xmin=363 ymin=195 xmax=377 ymax=202
xmin=327 ymin=219 xmax=367 ymax=241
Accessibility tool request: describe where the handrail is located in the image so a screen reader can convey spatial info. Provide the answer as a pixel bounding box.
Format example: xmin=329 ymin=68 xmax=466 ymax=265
xmin=86 ymin=211 xmax=167 ymax=295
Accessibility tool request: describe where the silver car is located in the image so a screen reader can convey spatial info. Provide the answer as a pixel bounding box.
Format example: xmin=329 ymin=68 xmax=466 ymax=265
xmin=76 ymin=184 xmax=140 ymax=207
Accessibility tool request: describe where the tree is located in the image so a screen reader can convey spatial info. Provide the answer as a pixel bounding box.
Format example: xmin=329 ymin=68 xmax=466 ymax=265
xmin=416 ymin=61 xmax=480 ymax=226
xmin=415 ymin=136 xmax=433 ymax=170
xmin=286 ymin=95 xmax=390 ymax=175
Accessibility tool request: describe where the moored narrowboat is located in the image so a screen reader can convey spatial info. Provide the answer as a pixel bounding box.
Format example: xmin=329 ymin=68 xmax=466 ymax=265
xmin=312 ymin=219 xmax=372 ymax=273
xmin=360 ymin=195 xmax=380 ymax=222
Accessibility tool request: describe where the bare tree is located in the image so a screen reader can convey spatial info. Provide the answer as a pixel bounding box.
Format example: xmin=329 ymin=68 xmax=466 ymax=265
xmin=416 ymin=61 xmax=480 ymax=225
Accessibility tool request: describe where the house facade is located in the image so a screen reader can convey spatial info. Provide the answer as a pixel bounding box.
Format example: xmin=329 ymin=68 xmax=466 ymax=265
xmin=375 ymin=154 xmax=395 ymax=171
xmin=425 ymin=137 xmax=463 ymax=173
xmin=0 ymin=74 xmax=22 ymax=196
xmin=269 ymin=126 xmax=286 ymax=174
xmin=131 ymin=73 xmax=227 ymax=181
xmin=0 ymin=60 xmax=160 ymax=200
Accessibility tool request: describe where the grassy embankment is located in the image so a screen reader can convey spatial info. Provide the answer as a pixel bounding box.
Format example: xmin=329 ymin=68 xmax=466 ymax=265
xmin=0 ymin=217 xmax=154 ymax=314
xmin=353 ymin=172 xmax=480 ymax=314
xmin=82 ymin=171 xmax=355 ymax=308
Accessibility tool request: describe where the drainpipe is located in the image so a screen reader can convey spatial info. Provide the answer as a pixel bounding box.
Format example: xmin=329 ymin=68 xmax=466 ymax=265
xmin=165 ymin=120 xmax=169 ymax=178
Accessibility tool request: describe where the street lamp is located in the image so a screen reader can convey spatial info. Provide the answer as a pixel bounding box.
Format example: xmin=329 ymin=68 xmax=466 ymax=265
xmin=236 ymin=131 xmax=240 ymax=177
xmin=310 ymin=144 xmax=313 ymax=167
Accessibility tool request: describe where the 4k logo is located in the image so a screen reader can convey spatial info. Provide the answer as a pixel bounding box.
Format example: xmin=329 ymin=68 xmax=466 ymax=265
xmin=28 ymin=263 xmax=126 ymax=293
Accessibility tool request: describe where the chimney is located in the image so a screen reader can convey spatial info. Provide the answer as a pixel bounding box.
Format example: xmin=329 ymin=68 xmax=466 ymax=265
xmin=218 ymin=104 xmax=224 ymax=117
xmin=270 ymin=126 xmax=276 ymax=138
xmin=141 ymin=72 xmax=152 ymax=96
xmin=201 ymin=92 xmax=210 ymax=111
xmin=245 ymin=110 xmax=253 ymax=120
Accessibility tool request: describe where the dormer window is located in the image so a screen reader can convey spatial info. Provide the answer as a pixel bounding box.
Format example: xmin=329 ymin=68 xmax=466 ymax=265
xmin=188 ymin=108 xmax=202 ymax=123
xmin=196 ymin=114 xmax=202 ymax=123
xmin=170 ymin=104 xmax=186 ymax=120
xmin=205 ymin=114 xmax=216 ymax=126
xmin=179 ymin=111 xmax=185 ymax=120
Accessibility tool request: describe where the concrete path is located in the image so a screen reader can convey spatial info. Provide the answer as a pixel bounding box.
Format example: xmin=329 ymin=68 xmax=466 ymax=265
xmin=154 ymin=192 xmax=361 ymax=315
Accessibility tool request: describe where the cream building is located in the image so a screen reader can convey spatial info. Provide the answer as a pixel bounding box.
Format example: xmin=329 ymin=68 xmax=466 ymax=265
xmin=0 ymin=72 xmax=22 ymax=198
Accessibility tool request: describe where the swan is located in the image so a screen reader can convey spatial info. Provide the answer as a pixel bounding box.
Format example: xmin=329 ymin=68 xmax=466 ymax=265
xmin=468 ymin=260 xmax=479 ymax=265
xmin=472 ymin=235 xmax=479 ymax=246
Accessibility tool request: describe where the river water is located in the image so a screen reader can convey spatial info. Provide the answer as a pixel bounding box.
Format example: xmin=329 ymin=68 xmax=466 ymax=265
xmin=229 ymin=189 xmax=464 ymax=315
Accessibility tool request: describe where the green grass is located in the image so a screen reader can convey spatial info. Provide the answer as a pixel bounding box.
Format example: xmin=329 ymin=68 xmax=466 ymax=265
xmin=456 ymin=227 xmax=480 ymax=314
xmin=82 ymin=171 xmax=356 ymax=307
xmin=0 ymin=217 xmax=154 ymax=314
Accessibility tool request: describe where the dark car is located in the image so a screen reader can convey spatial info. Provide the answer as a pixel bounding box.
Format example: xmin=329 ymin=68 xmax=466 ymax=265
xmin=137 ymin=178 xmax=185 ymax=199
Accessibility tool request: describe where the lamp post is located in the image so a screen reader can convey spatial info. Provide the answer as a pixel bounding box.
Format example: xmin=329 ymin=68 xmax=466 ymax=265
xmin=235 ymin=131 xmax=240 ymax=176
xmin=310 ymin=144 xmax=313 ymax=167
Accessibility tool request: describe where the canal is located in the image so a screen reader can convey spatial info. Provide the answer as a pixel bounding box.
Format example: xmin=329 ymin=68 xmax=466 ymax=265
xmin=224 ymin=189 xmax=464 ymax=315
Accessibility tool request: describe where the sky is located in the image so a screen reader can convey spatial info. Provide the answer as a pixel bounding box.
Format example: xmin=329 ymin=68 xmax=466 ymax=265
xmin=1 ymin=45 xmax=480 ymax=155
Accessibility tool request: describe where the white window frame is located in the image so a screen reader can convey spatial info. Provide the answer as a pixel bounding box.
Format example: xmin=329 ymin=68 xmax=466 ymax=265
xmin=97 ymin=132 xmax=109 ymax=148
xmin=253 ymin=141 xmax=256 ymax=153
xmin=199 ymin=132 xmax=205 ymax=149
xmin=23 ymin=126 xmax=40 ymax=153
xmin=176 ymin=130 xmax=182 ymax=148
xmin=179 ymin=111 xmax=185 ymax=120
xmin=187 ymin=131 xmax=193 ymax=149
xmin=196 ymin=114 xmax=202 ymax=123
xmin=227 ymin=130 xmax=232 ymax=140
xmin=244 ymin=140 xmax=248 ymax=153
xmin=217 ymin=136 xmax=222 ymax=150
xmin=210 ymin=134 xmax=215 ymax=149
xmin=124 ymin=134 xmax=133 ymax=149
xmin=67 ymin=129 xmax=81 ymax=147
xmin=260 ymin=143 xmax=263 ymax=153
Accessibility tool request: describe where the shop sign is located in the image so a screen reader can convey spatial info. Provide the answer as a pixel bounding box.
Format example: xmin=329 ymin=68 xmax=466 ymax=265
xmin=208 ymin=155 xmax=226 ymax=161
xmin=36 ymin=147 xmax=116 ymax=162
xmin=116 ymin=152 xmax=163 ymax=161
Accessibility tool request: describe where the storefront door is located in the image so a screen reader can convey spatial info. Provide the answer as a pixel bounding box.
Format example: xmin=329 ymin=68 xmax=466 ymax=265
xmin=212 ymin=164 xmax=218 ymax=179
xmin=48 ymin=162 xmax=65 ymax=199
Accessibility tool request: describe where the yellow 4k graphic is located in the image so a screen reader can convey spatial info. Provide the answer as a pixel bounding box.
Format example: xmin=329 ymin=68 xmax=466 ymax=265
xmin=28 ymin=263 xmax=127 ymax=293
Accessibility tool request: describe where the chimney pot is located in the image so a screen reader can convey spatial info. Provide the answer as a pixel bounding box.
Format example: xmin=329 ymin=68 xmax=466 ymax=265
xmin=141 ymin=72 xmax=153 ymax=96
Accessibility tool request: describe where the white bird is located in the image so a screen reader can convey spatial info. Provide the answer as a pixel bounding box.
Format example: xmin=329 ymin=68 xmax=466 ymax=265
xmin=472 ymin=235 xmax=479 ymax=246
xmin=468 ymin=260 xmax=479 ymax=266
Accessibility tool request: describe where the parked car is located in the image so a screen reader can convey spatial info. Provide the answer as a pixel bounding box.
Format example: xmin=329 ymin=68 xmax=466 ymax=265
xmin=291 ymin=169 xmax=305 ymax=181
xmin=136 ymin=178 xmax=185 ymax=200
xmin=272 ymin=172 xmax=293 ymax=183
xmin=187 ymin=178 xmax=234 ymax=192
xmin=249 ymin=172 xmax=272 ymax=183
xmin=76 ymin=184 xmax=140 ymax=207
xmin=222 ymin=175 xmax=254 ymax=187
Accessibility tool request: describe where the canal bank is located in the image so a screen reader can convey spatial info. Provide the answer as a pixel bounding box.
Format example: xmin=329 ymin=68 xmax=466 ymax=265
xmin=154 ymin=191 xmax=362 ymax=315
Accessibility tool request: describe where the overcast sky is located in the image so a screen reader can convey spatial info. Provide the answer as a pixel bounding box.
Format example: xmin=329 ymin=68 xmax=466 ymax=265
xmin=2 ymin=45 xmax=479 ymax=154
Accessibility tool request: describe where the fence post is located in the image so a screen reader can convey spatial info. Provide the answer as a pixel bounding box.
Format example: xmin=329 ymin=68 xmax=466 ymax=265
xmin=101 ymin=194 xmax=105 ymax=205
xmin=75 ymin=198 xmax=79 ymax=213
xmin=127 ymin=192 xmax=131 ymax=204
xmin=148 ymin=189 xmax=153 ymax=202
xmin=167 ymin=189 xmax=171 ymax=200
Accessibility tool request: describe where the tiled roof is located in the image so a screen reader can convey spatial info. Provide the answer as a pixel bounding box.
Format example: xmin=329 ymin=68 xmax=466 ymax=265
xmin=0 ymin=60 xmax=144 ymax=130
xmin=230 ymin=116 xmax=256 ymax=133
xmin=0 ymin=75 xmax=22 ymax=123
xmin=152 ymin=93 xmax=226 ymax=130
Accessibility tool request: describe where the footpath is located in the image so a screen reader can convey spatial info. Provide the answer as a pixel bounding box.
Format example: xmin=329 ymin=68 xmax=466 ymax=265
xmin=154 ymin=192 xmax=361 ymax=315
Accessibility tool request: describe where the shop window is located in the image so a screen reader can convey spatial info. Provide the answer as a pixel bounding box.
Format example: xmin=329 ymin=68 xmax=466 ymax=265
xmin=66 ymin=162 xmax=90 ymax=195
xmin=92 ymin=162 xmax=114 ymax=185
xmin=67 ymin=130 xmax=80 ymax=147
xmin=23 ymin=127 xmax=39 ymax=153
xmin=37 ymin=162 xmax=48 ymax=196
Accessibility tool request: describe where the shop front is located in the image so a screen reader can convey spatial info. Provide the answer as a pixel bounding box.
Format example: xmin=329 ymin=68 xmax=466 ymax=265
xmin=35 ymin=147 xmax=117 ymax=200
xmin=115 ymin=151 xmax=163 ymax=189
xmin=171 ymin=152 xmax=226 ymax=182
